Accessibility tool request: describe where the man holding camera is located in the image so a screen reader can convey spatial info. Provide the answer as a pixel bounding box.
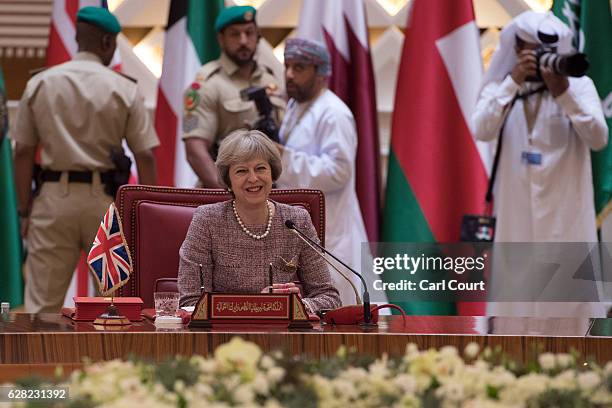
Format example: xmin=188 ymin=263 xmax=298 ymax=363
xmin=182 ymin=6 xmax=284 ymax=187
xmin=472 ymin=11 xmax=608 ymax=242
xmin=12 ymin=7 xmax=158 ymax=312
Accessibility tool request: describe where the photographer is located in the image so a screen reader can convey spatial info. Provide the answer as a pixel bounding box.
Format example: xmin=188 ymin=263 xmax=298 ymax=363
xmin=182 ymin=6 xmax=284 ymax=187
xmin=471 ymin=11 xmax=608 ymax=243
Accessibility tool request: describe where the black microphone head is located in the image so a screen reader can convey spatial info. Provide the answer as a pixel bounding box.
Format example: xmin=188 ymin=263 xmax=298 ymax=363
xmin=285 ymin=220 xmax=295 ymax=229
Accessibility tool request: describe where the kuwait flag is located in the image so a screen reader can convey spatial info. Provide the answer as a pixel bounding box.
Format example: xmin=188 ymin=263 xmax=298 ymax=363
xmin=382 ymin=0 xmax=489 ymax=315
xmin=45 ymin=0 xmax=120 ymax=303
xmin=154 ymin=0 xmax=224 ymax=187
xmin=297 ymin=0 xmax=381 ymax=243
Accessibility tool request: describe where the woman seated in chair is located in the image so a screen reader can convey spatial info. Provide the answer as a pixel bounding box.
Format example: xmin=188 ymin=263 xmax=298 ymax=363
xmin=178 ymin=130 xmax=341 ymax=313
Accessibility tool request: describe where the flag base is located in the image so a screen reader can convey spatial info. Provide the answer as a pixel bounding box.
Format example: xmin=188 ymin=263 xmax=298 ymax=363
xmin=93 ymin=303 xmax=131 ymax=326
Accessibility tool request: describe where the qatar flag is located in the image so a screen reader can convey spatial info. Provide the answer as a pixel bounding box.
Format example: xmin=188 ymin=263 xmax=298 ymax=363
xmin=381 ymin=0 xmax=489 ymax=315
xmin=297 ymin=0 xmax=381 ymax=243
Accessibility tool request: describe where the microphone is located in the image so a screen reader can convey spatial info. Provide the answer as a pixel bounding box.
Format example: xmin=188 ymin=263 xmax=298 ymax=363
xmin=285 ymin=219 xmax=375 ymax=327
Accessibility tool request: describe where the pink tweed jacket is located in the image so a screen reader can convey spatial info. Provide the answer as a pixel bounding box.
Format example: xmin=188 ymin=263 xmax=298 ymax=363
xmin=178 ymin=200 xmax=341 ymax=313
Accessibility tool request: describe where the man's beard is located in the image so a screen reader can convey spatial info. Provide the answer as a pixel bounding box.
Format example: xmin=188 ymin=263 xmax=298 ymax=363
xmin=227 ymin=46 xmax=256 ymax=66
xmin=286 ymin=78 xmax=317 ymax=103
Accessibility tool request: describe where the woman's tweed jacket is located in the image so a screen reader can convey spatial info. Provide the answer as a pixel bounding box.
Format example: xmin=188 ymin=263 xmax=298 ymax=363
xmin=178 ymin=200 xmax=341 ymax=313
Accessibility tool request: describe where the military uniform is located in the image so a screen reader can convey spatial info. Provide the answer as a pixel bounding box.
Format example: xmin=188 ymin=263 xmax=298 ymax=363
xmin=182 ymin=52 xmax=285 ymax=157
xmin=11 ymin=51 xmax=159 ymax=312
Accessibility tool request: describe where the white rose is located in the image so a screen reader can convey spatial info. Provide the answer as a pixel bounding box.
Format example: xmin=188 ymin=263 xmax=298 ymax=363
xmin=577 ymin=371 xmax=600 ymax=390
xmin=464 ymin=342 xmax=480 ymax=359
xmin=394 ymin=374 xmax=417 ymax=394
xmin=538 ymin=353 xmax=556 ymax=371
xmin=252 ymin=375 xmax=270 ymax=395
xmin=260 ymin=355 xmax=276 ymax=370
xmin=233 ymin=384 xmax=255 ymax=405
xmin=440 ymin=345 xmax=459 ymax=357
xmin=266 ymin=367 xmax=285 ymax=383
xmin=555 ymin=353 xmax=573 ymax=368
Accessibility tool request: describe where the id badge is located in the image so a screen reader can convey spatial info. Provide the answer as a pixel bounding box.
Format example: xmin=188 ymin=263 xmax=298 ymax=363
xmin=521 ymin=151 xmax=542 ymax=165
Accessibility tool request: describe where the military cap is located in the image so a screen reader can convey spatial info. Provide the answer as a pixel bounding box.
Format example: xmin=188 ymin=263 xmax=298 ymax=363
xmin=76 ymin=6 xmax=121 ymax=34
xmin=214 ymin=6 xmax=257 ymax=33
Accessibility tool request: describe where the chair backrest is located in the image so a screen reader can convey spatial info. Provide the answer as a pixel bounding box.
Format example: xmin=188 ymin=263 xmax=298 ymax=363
xmin=116 ymin=185 xmax=325 ymax=308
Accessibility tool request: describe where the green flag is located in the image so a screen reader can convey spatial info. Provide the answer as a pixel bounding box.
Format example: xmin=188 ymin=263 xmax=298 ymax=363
xmin=0 ymin=67 xmax=24 ymax=307
xmin=553 ymin=0 xmax=612 ymax=227
xmin=188 ymin=0 xmax=224 ymax=64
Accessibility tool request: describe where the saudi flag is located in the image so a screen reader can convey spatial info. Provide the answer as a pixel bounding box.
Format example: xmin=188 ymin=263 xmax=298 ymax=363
xmin=382 ymin=0 xmax=489 ymax=315
xmin=154 ymin=0 xmax=224 ymax=187
xmin=553 ymin=0 xmax=612 ymax=228
xmin=0 ymin=67 xmax=24 ymax=307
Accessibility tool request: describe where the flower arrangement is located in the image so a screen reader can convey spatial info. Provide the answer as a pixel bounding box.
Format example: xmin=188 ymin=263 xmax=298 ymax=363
xmin=7 ymin=338 xmax=612 ymax=407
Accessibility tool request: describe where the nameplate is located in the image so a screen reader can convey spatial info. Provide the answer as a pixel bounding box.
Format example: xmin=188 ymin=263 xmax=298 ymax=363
xmin=189 ymin=293 xmax=311 ymax=330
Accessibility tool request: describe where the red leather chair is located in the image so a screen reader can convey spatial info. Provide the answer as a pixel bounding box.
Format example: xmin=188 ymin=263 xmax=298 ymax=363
xmin=116 ymin=185 xmax=325 ymax=308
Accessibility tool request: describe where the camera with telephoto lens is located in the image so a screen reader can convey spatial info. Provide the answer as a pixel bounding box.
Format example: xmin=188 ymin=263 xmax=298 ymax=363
xmin=240 ymin=86 xmax=280 ymax=143
xmin=532 ymin=46 xmax=589 ymax=81
xmin=518 ymin=32 xmax=590 ymax=82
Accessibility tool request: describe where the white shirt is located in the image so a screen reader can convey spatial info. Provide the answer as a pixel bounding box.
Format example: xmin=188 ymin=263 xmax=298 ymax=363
xmin=472 ymin=75 xmax=608 ymax=242
xmin=472 ymin=75 xmax=609 ymax=317
xmin=277 ymin=89 xmax=369 ymax=305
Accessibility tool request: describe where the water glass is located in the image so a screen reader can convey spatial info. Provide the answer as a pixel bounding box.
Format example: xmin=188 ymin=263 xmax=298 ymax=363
xmin=154 ymin=292 xmax=179 ymax=317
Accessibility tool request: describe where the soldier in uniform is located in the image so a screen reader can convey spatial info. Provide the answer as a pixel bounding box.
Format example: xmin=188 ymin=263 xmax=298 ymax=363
xmin=183 ymin=5 xmax=285 ymax=187
xmin=11 ymin=7 xmax=159 ymax=313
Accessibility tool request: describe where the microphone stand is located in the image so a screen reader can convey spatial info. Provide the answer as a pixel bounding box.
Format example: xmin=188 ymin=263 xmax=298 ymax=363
xmin=285 ymin=220 xmax=376 ymax=328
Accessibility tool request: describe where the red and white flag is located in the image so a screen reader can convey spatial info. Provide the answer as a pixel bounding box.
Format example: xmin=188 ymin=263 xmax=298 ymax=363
xmin=46 ymin=0 xmax=121 ymax=303
xmin=383 ymin=0 xmax=489 ymax=315
xmin=47 ymin=0 xmax=121 ymax=69
xmin=297 ymin=0 xmax=381 ymax=242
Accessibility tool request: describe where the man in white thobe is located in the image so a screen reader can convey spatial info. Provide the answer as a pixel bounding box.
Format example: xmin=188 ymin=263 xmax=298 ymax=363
xmin=274 ymin=38 xmax=370 ymax=306
xmin=471 ymin=11 xmax=609 ymax=317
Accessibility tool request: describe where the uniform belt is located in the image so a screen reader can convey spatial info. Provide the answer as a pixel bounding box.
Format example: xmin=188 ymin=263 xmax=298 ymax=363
xmin=40 ymin=170 xmax=113 ymax=184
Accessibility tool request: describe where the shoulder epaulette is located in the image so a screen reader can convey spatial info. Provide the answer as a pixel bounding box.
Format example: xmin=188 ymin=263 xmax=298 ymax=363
xmin=199 ymin=61 xmax=222 ymax=82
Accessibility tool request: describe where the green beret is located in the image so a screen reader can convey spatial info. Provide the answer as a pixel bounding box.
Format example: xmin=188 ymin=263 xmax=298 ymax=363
xmin=76 ymin=6 xmax=121 ymax=34
xmin=214 ymin=6 xmax=257 ymax=33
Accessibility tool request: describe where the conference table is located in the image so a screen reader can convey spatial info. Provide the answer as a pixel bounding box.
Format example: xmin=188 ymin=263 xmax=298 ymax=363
xmin=0 ymin=313 xmax=610 ymax=382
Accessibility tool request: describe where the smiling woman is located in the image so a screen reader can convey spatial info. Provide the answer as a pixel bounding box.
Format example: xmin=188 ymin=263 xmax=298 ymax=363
xmin=177 ymin=130 xmax=341 ymax=313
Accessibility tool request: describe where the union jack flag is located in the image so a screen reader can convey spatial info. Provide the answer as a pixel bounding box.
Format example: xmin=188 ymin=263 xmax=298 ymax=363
xmin=87 ymin=203 xmax=132 ymax=296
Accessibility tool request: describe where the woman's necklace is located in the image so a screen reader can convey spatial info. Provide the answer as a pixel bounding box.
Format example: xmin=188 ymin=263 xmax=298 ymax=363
xmin=232 ymin=200 xmax=273 ymax=240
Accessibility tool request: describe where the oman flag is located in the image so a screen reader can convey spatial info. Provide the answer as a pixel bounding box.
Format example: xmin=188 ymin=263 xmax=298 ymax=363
xmin=154 ymin=0 xmax=224 ymax=187
xmin=382 ymin=0 xmax=489 ymax=314
xmin=297 ymin=0 xmax=381 ymax=243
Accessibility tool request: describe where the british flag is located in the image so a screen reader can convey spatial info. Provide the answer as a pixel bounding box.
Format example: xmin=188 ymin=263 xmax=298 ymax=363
xmin=87 ymin=203 xmax=132 ymax=296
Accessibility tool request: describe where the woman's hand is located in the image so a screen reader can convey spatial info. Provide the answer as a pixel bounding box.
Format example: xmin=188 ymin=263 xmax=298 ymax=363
xmin=261 ymin=282 xmax=301 ymax=296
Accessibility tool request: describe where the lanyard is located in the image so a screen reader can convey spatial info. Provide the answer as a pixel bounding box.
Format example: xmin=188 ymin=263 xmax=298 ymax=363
xmin=521 ymin=87 xmax=545 ymax=145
